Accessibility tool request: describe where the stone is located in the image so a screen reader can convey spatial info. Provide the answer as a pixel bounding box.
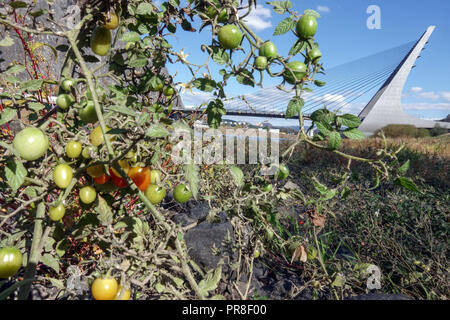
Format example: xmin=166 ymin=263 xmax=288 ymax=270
xmin=346 ymin=293 xmax=412 ymax=300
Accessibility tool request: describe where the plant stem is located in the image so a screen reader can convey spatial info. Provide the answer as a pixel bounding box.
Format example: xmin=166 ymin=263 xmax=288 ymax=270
xmin=18 ymin=202 xmax=45 ymax=300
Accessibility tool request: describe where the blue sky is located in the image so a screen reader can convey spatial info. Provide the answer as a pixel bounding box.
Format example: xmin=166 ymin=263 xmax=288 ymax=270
xmin=162 ymin=0 xmax=450 ymax=125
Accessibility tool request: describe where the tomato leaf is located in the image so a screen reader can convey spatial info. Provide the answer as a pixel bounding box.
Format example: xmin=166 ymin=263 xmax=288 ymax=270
xmin=398 ymin=160 xmax=410 ymax=175
xmin=230 ymin=165 xmax=244 ymax=187
xmin=5 ymin=157 xmax=27 ymax=192
xmin=273 ymin=17 xmax=296 ymax=36
xmin=41 ymin=253 xmax=60 ymax=274
xmin=184 ymin=163 xmax=200 ymax=200
xmin=285 ymin=96 xmax=304 ymax=118
xmin=394 ymin=177 xmax=422 ymax=193
xmin=328 ymin=131 xmax=341 ymax=150
xmin=193 ymin=78 xmax=217 ymax=92
xmin=146 ymin=123 xmax=170 ymax=138
xmin=95 ymin=196 xmax=114 ymax=226
xmin=198 ymin=264 xmax=222 ymax=297
xmin=343 ymin=128 xmax=365 ymax=140
xmin=339 ymin=114 xmax=361 ymax=128
xmin=0 ymin=108 xmax=15 ymax=126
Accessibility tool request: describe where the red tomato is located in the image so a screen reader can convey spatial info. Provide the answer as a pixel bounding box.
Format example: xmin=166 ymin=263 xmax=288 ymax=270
xmin=94 ymin=173 xmax=110 ymax=185
xmin=127 ymin=167 xmax=151 ymax=191
xmin=109 ymin=168 xmax=128 ymax=188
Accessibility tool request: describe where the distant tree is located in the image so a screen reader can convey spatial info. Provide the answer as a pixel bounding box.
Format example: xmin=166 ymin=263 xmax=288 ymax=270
xmin=430 ymin=123 xmax=448 ymax=137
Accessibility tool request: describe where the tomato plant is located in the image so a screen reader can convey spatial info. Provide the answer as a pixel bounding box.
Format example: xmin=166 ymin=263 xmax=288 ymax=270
xmin=0 ymin=0 xmax=409 ymax=302
xmin=0 ymin=247 xmax=22 ymax=279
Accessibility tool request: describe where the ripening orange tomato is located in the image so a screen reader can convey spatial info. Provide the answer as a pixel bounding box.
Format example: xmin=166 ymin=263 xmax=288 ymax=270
xmin=127 ymin=167 xmax=151 ymax=191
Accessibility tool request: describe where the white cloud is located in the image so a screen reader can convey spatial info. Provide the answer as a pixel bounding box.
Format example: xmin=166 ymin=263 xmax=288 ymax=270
xmin=312 ymin=93 xmax=346 ymax=104
xmin=316 ymin=5 xmax=330 ymax=13
xmin=417 ymin=91 xmax=440 ymax=100
xmin=441 ymin=91 xmax=450 ymax=102
xmin=409 ymin=87 xmax=423 ymax=93
xmin=180 ymin=89 xmax=214 ymax=107
xmin=242 ymin=5 xmax=272 ymax=31
xmin=403 ymin=102 xmax=450 ymax=111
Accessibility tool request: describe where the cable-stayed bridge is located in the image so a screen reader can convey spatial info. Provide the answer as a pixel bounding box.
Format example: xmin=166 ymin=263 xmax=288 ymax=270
xmin=176 ymin=26 xmax=450 ymax=135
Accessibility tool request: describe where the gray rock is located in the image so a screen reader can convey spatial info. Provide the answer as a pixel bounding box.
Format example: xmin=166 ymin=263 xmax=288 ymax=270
xmin=184 ymin=212 xmax=235 ymax=270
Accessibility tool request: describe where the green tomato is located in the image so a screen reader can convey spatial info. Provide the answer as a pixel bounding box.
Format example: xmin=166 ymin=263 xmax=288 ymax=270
xmin=144 ymin=184 xmax=166 ymax=205
xmin=82 ymin=145 xmax=97 ymax=159
xmin=150 ymin=169 xmax=162 ymax=184
xmin=0 ymin=247 xmax=22 ymax=278
xmin=307 ymin=47 xmax=322 ymax=63
xmin=163 ymin=86 xmax=175 ymax=97
xmin=283 ymin=61 xmax=307 ymax=85
xmin=79 ymin=101 xmax=98 ymax=124
xmin=79 ymin=186 xmax=97 ymax=204
xmin=255 ymin=56 xmax=268 ymax=71
xmin=277 ymin=164 xmax=290 ymax=180
xmin=60 ymin=78 xmax=76 ymax=92
xmin=262 ymin=183 xmax=273 ymax=192
xmin=218 ymin=24 xmax=242 ymax=50
xmin=48 ymin=203 xmax=65 ymax=221
xmin=13 ymin=127 xmax=49 ymax=161
xmin=296 ymin=15 xmax=318 ymax=39
xmin=149 ymin=77 xmax=164 ymax=92
xmin=53 ymin=164 xmax=73 ymax=189
xmin=56 ymin=94 xmax=74 ymax=110
xmin=90 ymin=26 xmax=111 ymax=56
xmin=66 ymin=140 xmax=83 ymax=159
xmin=173 ymin=184 xmax=192 ymax=203
xmin=265 ymin=229 xmax=274 ymax=241
xmin=259 ymin=41 xmax=278 ymax=59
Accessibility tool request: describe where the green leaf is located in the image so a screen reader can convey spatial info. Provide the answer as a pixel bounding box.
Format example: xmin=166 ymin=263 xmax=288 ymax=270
xmin=230 ymin=166 xmax=244 ymax=187
xmin=127 ymin=56 xmax=148 ymax=68
xmin=340 ymin=114 xmax=361 ymax=128
xmin=331 ymin=273 xmax=346 ymax=287
xmin=121 ymin=32 xmax=141 ymax=43
xmin=315 ymin=121 xmax=332 ymax=137
xmin=108 ymin=105 xmax=137 ymax=116
xmin=0 ymin=108 xmax=15 ymax=126
xmin=198 ymin=265 xmax=222 ymax=297
xmin=184 ymin=163 xmax=200 ymax=200
xmin=310 ymin=109 xmax=334 ymax=124
xmin=95 ymin=196 xmax=114 ymax=226
xmin=273 ymin=17 xmax=296 ymax=36
xmin=236 ymin=70 xmax=254 ymax=87
xmin=48 ymin=278 xmax=65 ymax=290
xmin=41 ymin=253 xmax=60 ymax=273
xmin=28 ymin=102 xmax=45 ymax=112
xmin=267 ymin=1 xmax=293 ymax=14
xmin=136 ymin=2 xmax=154 ymax=15
xmin=343 ymin=128 xmax=365 ymax=140
xmin=0 ymin=35 xmax=14 ymax=47
xmin=328 ymin=131 xmax=341 ymax=150
xmin=21 ymin=79 xmax=43 ymax=92
xmin=193 ymin=78 xmax=217 ymax=92
xmin=314 ymin=80 xmax=326 ymax=87
xmin=398 ymin=160 xmax=410 ymax=175
xmin=303 ymin=9 xmax=321 ymax=18
xmin=5 ymin=158 xmax=27 ymax=192
xmin=212 ymin=47 xmax=229 ymax=65
xmin=289 ymin=40 xmax=307 ymax=56
xmin=6 ymin=64 xmax=25 ymax=74
xmin=285 ymin=96 xmax=304 ymax=118
xmin=146 ymin=123 xmax=169 ymax=138
xmin=394 ymin=177 xmax=421 ymax=193
xmin=9 ymin=1 xmax=27 ymax=9
xmin=312 ymin=177 xmax=328 ymax=195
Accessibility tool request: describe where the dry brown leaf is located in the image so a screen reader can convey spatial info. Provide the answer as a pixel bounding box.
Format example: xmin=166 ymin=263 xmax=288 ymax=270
xmin=305 ymin=209 xmax=326 ymax=227
xmin=290 ymin=244 xmax=308 ymax=264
